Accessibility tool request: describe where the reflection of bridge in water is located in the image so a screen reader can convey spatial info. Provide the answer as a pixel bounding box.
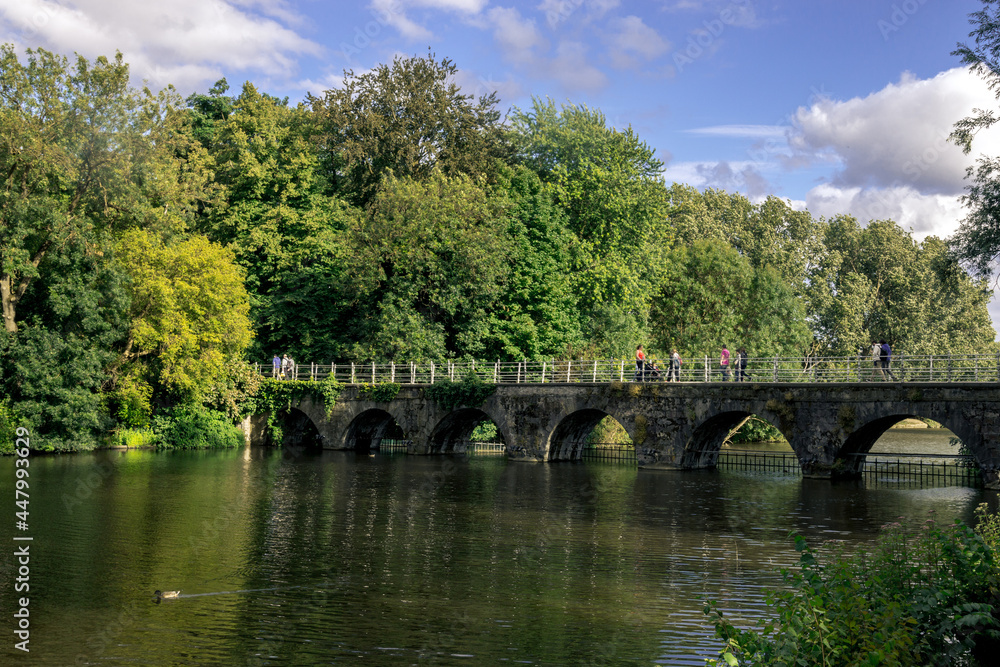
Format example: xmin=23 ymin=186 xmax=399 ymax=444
xmin=247 ymin=378 xmax=1000 ymax=488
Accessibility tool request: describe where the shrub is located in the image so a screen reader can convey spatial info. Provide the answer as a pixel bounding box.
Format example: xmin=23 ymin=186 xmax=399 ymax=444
xmin=153 ymin=405 xmax=243 ymax=449
xmin=706 ymin=519 xmax=1000 ymax=666
xmin=110 ymin=428 xmax=158 ymax=449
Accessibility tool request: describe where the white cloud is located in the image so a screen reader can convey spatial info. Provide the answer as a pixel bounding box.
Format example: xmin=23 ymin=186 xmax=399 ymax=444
xmin=605 ymin=15 xmax=669 ymax=69
xmin=488 ymin=6 xmax=547 ymax=66
xmin=0 ymin=0 xmax=322 ymax=92
xmin=790 ymin=68 xmax=1000 ymax=195
xmin=803 ymin=184 xmax=966 ymax=240
xmin=550 ymin=40 xmax=607 ymax=91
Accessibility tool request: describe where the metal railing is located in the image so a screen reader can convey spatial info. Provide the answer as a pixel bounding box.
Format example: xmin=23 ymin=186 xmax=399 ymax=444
xmin=258 ymin=353 xmax=1000 ymax=384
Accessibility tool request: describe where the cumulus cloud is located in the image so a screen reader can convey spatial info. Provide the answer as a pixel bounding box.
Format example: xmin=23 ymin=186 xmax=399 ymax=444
xmin=790 ymin=68 xmax=1000 ymax=195
xmin=0 ymin=0 xmax=322 ymax=92
xmin=804 ymin=184 xmax=967 ymax=240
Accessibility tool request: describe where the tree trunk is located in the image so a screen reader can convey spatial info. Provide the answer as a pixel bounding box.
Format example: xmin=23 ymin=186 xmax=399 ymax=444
xmin=1 ymin=274 xmax=17 ymax=333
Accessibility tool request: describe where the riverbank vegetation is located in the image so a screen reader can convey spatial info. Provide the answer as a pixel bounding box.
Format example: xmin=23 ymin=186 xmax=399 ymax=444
xmin=1 ymin=28 xmax=997 ymax=450
xmin=706 ymin=504 xmax=1000 ymax=666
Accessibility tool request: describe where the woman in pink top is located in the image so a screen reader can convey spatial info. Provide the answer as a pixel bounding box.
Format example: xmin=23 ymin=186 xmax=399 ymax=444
xmin=719 ymin=346 xmax=730 ymax=381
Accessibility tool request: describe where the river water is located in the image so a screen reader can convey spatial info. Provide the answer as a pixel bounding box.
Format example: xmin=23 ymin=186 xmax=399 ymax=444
xmin=0 ymin=429 xmax=995 ymax=666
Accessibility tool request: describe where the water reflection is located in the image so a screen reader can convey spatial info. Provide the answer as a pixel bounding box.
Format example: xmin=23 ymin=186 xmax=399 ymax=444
xmin=0 ymin=431 xmax=995 ymax=666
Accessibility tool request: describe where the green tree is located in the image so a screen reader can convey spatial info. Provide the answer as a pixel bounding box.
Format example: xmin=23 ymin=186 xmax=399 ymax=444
xmin=345 ymin=170 xmax=508 ymax=360
xmin=0 ymin=45 xmax=211 ymax=334
xmin=309 ymin=51 xmax=508 ymax=209
xmin=483 ymin=165 xmax=582 ymax=360
xmin=114 ymin=229 xmax=253 ymax=405
xmin=198 ymin=82 xmax=359 ymax=362
xmin=649 ymin=240 xmax=811 ymax=360
xmin=509 ymin=98 xmax=673 ymax=354
xmin=950 ymin=0 xmax=1000 ymax=278
xmin=808 ymin=217 xmax=995 ymax=355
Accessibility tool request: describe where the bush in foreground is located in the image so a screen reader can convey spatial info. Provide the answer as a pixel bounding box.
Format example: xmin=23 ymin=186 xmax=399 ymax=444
xmin=706 ymin=508 xmax=1000 ymax=666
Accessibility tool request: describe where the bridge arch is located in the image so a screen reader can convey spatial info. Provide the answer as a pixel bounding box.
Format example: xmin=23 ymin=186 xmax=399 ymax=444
xmin=837 ymin=413 xmax=976 ymax=475
xmin=428 ymin=408 xmax=506 ymax=454
xmin=681 ymin=410 xmax=788 ymax=468
xmin=547 ymin=409 xmax=634 ymax=461
xmin=344 ymin=408 xmax=406 ymax=452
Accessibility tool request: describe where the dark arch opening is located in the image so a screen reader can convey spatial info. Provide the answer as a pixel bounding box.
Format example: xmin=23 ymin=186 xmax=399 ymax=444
xmin=548 ymin=409 xmax=631 ymax=461
xmin=682 ymin=411 xmax=785 ymax=468
xmin=345 ymin=409 xmax=404 ymax=453
xmin=270 ymin=407 xmax=323 ymax=450
xmin=428 ymin=408 xmax=505 ymax=455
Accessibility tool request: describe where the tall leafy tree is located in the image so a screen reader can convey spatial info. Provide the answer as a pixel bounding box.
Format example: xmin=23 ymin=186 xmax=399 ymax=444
xmin=484 ymin=165 xmax=582 ymax=359
xmin=509 ymin=98 xmax=673 ymax=352
xmin=309 ymin=51 xmax=508 ymax=209
xmin=807 ymin=217 xmax=995 ymax=355
xmin=950 ymin=0 xmax=1000 ymax=278
xmin=0 ymin=46 xmax=213 ymax=448
xmin=200 ymin=82 xmax=359 ymax=361
xmin=345 ymin=170 xmax=508 ymax=360
xmin=649 ymin=240 xmax=810 ymax=361
xmin=114 ymin=229 xmax=253 ymax=406
xmin=0 ymin=45 xmax=210 ymax=333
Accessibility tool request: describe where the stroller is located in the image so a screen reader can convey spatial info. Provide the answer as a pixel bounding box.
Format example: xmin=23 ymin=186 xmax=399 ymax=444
xmin=634 ymin=360 xmax=662 ymax=382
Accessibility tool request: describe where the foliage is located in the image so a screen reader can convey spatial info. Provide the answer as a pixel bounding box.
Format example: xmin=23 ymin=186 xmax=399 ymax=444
xmin=584 ymin=415 xmax=632 ymax=446
xmin=310 ymin=51 xmax=508 ymax=209
xmin=950 ymin=0 xmax=1000 ymax=278
xmin=650 ymin=241 xmax=811 ymax=361
xmin=729 ymin=417 xmax=785 ymax=444
xmin=345 ymin=170 xmax=509 ymax=360
xmin=110 ymin=427 xmax=158 ymax=449
xmin=0 ymin=398 xmax=18 ymax=454
xmin=509 ymin=98 xmax=673 ymax=350
xmin=706 ymin=521 xmax=1000 ymax=666
xmin=470 ymin=420 xmax=499 ymax=442
xmin=114 ymin=228 xmax=253 ymax=403
xmin=424 ymin=375 xmax=496 ymax=411
xmin=196 ymin=82 xmax=358 ymax=362
xmin=807 ymin=217 xmax=995 ymax=355
xmin=153 ymin=404 xmax=243 ymax=449
xmin=357 ymin=382 xmax=401 ymax=403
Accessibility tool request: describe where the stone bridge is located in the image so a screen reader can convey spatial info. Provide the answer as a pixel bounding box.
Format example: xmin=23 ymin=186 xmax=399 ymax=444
xmin=246 ymin=382 xmax=1000 ymax=487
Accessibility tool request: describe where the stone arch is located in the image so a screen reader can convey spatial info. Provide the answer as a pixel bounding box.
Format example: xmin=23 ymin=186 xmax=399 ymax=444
xmin=344 ymin=409 xmax=404 ymax=453
xmin=681 ymin=410 xmax=785 ymax=468
xmin=428 ymin=408 xmax=506 ymax=454
xmin=250 ymin=407 xmax=323 ymax=449
xmin=837 ymin=413 xmax=975 ymax=475
xmin=547 ymin=409 xmax=633 ymax=461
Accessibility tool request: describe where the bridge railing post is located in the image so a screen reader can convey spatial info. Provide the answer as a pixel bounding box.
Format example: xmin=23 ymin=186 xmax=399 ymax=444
xmin=351 ymin=362 xmax=355 ymax=384
xmin=494 ymin=360 xmax=499 ymax=384
xmin=773 ymin=357 xmax=777 ymax=382
xmin=542 ymin=361 xmax=547 ymax=383
xmin=619 ymin=359 xmax=623 ymax=382
xmin=371 ymin=362 xmax=375 ymax=383
xmin=704 ymin=355 xmax=708 ymax=382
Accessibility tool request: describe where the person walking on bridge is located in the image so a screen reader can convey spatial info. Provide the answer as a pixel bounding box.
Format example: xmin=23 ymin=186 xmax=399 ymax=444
xmin=718 ymin=345 xmax=730 ymax=381
xmin=879 ymin=340 xmax=897 ymax=381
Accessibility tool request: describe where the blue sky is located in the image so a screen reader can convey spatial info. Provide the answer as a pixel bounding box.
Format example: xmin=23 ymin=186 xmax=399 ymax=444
xmin=2 ymin=0 xmax=998 ymax=332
